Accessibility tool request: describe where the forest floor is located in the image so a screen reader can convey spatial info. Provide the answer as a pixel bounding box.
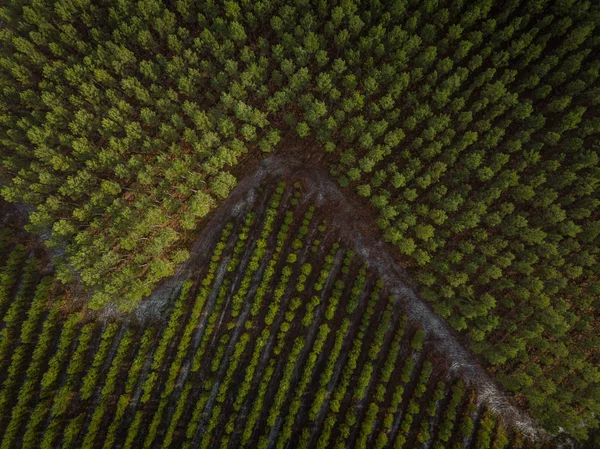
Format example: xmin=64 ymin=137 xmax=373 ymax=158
xmin=134 ymin=154 xmax=543 ymax=440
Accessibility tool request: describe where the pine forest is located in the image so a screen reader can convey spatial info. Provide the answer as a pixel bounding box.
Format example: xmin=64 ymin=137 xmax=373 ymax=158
xmin=0 ymin=0 xmax=598 ymax=448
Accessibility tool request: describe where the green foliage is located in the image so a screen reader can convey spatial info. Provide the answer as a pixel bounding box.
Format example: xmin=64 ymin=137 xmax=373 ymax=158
xmin=0 ymin=0 xmax=598 ymax=441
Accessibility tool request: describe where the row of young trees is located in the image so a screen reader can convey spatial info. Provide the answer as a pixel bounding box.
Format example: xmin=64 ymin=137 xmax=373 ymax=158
xmin=171 ymin=181 xmax=303 ymax=448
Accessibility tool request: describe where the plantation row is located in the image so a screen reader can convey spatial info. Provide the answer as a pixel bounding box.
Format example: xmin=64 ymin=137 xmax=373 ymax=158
xmin=0 ymin=183 xmax=537 ymax=448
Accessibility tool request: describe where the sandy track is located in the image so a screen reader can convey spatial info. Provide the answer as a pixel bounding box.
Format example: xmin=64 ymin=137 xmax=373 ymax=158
xmin=179 ymin=155 xmax=543 ymax=439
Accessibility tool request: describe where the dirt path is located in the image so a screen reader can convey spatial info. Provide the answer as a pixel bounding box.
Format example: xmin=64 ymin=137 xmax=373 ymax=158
xmin=177 ymin=154 xmax=542 ymax=439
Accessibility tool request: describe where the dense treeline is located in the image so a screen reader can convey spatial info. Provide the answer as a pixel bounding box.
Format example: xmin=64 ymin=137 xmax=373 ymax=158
xmin=0 ymin=0 xmax=598 ymax=439
xmin=0 ymin=183 xmax=541 ymax=448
